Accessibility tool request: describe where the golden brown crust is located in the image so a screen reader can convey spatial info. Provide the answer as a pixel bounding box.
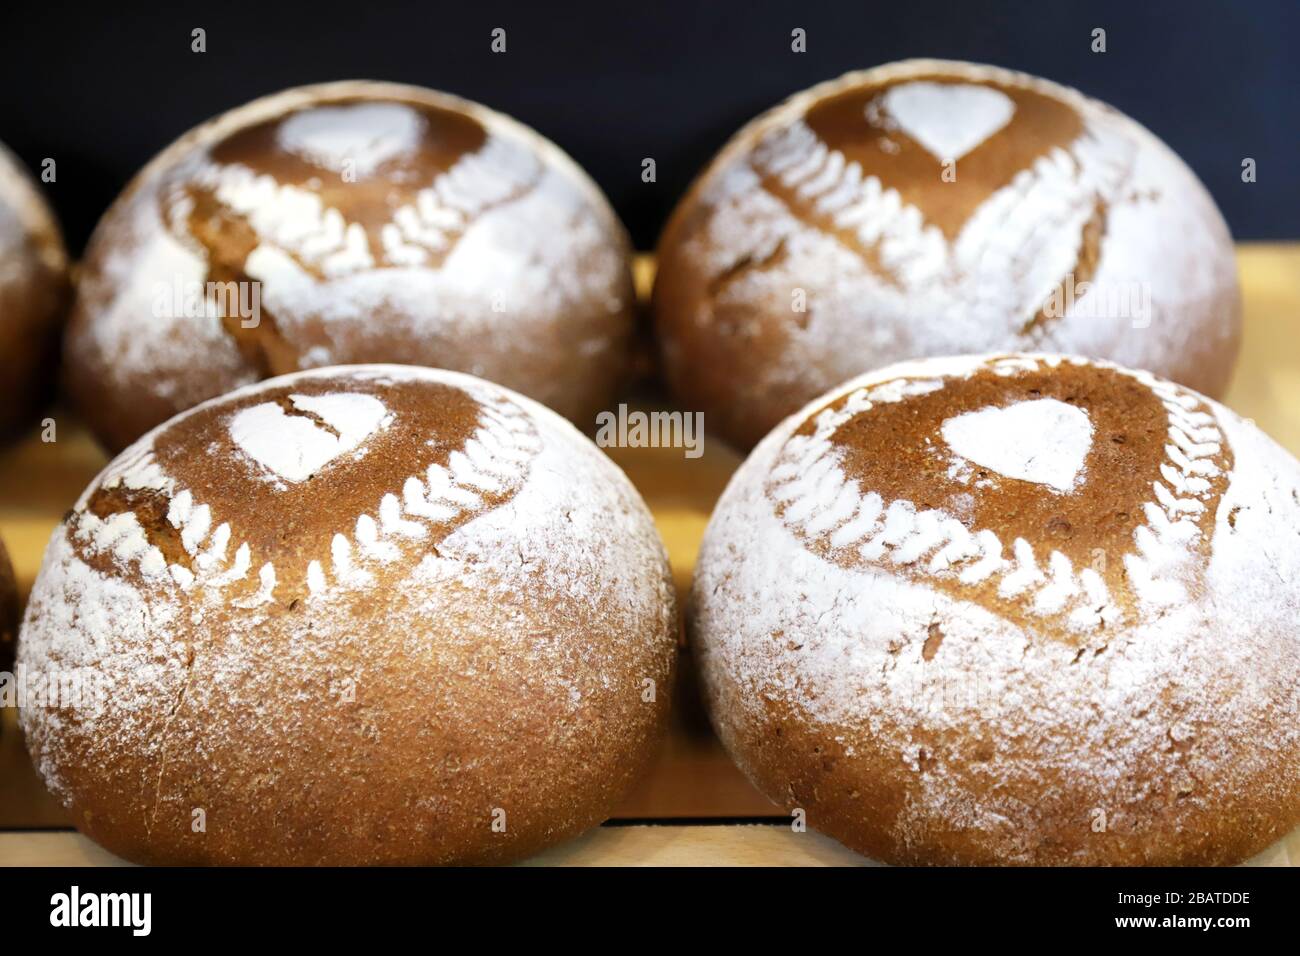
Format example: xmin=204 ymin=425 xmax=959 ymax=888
xmin=654 ymin=60 xmax=1242 ymax=451
xmin=21 ymin=365 xmax=677 ymax=865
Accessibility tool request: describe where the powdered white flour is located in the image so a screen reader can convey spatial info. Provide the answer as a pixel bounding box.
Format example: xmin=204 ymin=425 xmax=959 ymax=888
xmin=941 ymin=398 xmax=1092 ymax=492
xmin=229 ymin=392 xmax=392 ymax=483
xmin=276 ymin=102 xmax=425 ymax=177
xmin=875 ymin=81 xmax=1016 ymax=162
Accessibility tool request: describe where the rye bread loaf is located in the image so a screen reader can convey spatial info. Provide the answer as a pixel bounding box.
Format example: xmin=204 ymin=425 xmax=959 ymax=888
xmin=19 ymin=364 xmax=677 ymax=865
xmin=654 ymin=60 xmax=1242 ymax=450
xmin=693 ymin=352 xmax=1300 ymax=865
xmin=64 ymin=81 xmax=635 ymax=452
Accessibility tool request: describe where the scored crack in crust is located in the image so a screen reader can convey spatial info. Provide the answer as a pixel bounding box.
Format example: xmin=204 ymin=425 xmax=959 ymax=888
xmin=766 ymin=355 xmax=1230 ymax=635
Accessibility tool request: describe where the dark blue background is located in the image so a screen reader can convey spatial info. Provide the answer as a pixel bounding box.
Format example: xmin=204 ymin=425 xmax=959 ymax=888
xmin=2 ymin=0 xmax=1295 ymax=249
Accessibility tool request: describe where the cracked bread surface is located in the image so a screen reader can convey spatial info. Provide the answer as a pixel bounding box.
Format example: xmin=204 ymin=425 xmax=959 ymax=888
xmin=19 ymin=365 xmax=677 ymax=865
xmin=63 ymin=81 xmax=635 ymax=453
xmin=692 ymin=353 xmax=1300 ymax=865
xmin=653 ymin=59 xmax=1241 ymax=451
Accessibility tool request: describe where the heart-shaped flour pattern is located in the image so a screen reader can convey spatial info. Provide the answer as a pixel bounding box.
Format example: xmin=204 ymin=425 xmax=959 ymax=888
xmin=177 ymin=120 xmax=542 ymax=280
xmin=79 ymin=383 xmax=542 ymax=605
xmin=230 ymin=392 xmax=392 ymax=484
xmin=941 ymin=398 xmax=1093 ymax=494
xmin=276 ymin=102 xmax=427 ymax=178
xmin=874 ymin=81 xmax=1016 ymax=162
xmin=764 ymin=357 xmax=1230 ymax=632
xmin=739 ymin=74 xmax=1136 ymax=330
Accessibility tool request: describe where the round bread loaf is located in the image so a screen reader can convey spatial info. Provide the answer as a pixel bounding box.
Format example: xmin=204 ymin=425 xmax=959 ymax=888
xmin=19 ymin=365 xmax=676 ymax=865
xmin=655 ymin=60 xmax=1241 ymax=450
xmin=64 ymin=81 xmax=635 ymax=453
xmin=693 ymin=352 xmax=1300 ymax=866
xmin=0 ymin=536 xmax=17 ymax=675
xmin=0 ymin=141 xmax=69 ymax=440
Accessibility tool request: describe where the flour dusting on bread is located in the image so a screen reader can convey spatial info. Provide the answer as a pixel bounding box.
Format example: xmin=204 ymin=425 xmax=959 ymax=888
xmin=694 ymin=352 xmax=1300 ymax=865
xmin=20 ymin=366 xmax=676 ymax=864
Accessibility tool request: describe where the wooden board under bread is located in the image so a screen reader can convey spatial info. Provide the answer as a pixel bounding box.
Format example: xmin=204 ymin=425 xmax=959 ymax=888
xmin=3 ymin=821 xmax=1297 ymax=867
xmin=2 ymin=245 xmax=1298 ymax=865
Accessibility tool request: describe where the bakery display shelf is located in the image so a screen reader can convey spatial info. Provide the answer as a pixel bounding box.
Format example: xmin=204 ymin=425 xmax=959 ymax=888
xmin=2 ymin=245 xmax=1297 ymax=867
xmin=1 ymin=824 xmax=1293 ymax=868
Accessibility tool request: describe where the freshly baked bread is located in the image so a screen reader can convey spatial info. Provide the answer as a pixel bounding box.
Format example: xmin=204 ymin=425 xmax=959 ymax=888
xmin=19 ymin=365 xmax=676 ymax=865
xmin=0 ymin=537 xmax=16 ymax=674
xmin=654 ymin=60 xmax=1242 ymax=450
xmin=0 ymin=141 xmax=69 ymax=440
xmin=64 ymin=81 xmax=635 ymax=453
xmin=693 ymin=353 xmax=1300 ymax=866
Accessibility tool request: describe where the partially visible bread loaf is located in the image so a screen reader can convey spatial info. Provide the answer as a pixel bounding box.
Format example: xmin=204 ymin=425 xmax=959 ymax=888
xmin=0 ymin=537 xmax=16 ymax=675
xmin=0 ymin=142 xmax=69 ymax=440
xmin=655 ymin=60 xmax=1242 ymax=450
xmin=693 ymin=352 xmax=1300 ymax=865
xmin=20 ymin=365 xmax=677 ymax=865
xmin=65 ymin=81 xmax=635 ymax=452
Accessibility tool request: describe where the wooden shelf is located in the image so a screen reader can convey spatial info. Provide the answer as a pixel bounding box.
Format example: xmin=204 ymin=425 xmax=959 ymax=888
xmin=2 ymin=245 xmax=1298 ymax=865
xmin=3 ymin=822 xmax=1297 ymax=867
